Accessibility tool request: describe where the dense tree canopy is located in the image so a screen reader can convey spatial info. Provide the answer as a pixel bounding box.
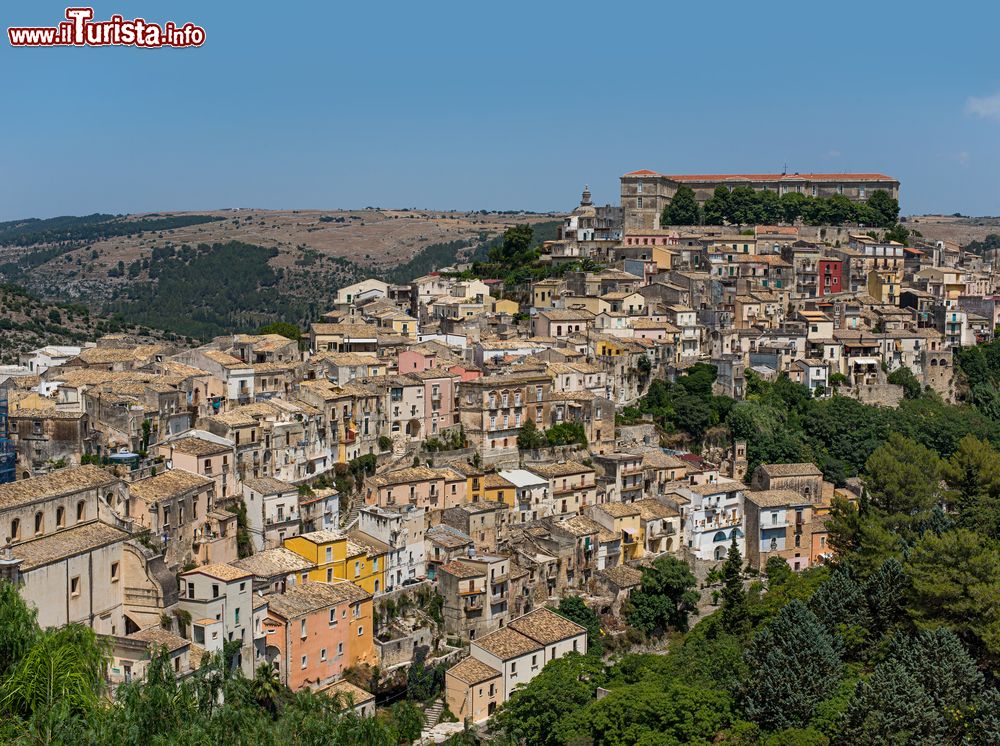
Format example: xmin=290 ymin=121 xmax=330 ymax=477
xmin=626 ymin=555 xmax=700 ymax=634
xmin=660 ymin=185 xmax=702 ymax=226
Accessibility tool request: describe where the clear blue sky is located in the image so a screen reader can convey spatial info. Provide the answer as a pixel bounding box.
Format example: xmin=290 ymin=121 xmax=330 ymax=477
xmin=2 ymin=0 xmax=999 ymax=220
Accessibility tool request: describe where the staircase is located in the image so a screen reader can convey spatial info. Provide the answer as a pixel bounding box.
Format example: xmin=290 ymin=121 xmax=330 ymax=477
xmin=340 ymin=494 xmax=361 ymax=529
xmin=424 ymin=699 xmax=445 ymax=729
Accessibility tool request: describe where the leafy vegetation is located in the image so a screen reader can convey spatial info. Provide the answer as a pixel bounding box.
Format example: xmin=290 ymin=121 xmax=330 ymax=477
xmin=0 ymin=584 xmax=425 ymax=745
xmin=107 ymin=241 xmax=310 ymax=339
xmin=494 ymin=338 xmax=1000 ymax=745
xmin=698 ymin=186 xmax=899 ymax=229
xmin=0 ymin=214 xmax=224 ymax=248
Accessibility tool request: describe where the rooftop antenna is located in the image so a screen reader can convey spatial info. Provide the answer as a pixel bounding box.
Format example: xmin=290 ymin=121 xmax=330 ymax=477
xmin=782 ymin=163 xmax=787 ymax=176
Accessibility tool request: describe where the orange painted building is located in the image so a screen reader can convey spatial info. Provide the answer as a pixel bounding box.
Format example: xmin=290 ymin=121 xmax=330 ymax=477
xmin=262 ymin=580 xmax=374 ymax=691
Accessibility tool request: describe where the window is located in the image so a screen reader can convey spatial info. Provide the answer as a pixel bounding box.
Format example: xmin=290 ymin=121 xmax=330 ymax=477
xmin=636 ymin=196 xmax=643 ymax=208
xmin=56 ymin=506 xmax=65 ymax=528
xmin=337 ymin=642 xmax=344 ymax=656
xmin=510 ymin=661 xmax=517 ymax=674
xmin=34 ymin=512 xmax=44 ymax=536
xmin=9 ymin=519 xmax=19 ymax=542
xmin=354 ymin=561 xmax=361 ymax=577
xmin=111 ymin=562 xmax=120 ymax=582
xmin=187 ymin=582 xmax=195 ymax=598
xmin=70 ymin=576 xmax=81 ymax=597
xmin=326 ymin=547 xmax=332 ymax=562
xmin=300 ymin=656 xmax=307 ymax=670
xmin=320 ymin=648 xmax=327 ymax=662
xmin=326 ymin=568 xmax=333 ymax=582
xmin=212 ymin=584 xmax=220 ymax=599
xmin=357 ymin=626 xmax=364 ymax=636
xmin=300 ymin=619 xmax=307 ymax=638
xmin=329 ymin=609 xmax=337 ymax=626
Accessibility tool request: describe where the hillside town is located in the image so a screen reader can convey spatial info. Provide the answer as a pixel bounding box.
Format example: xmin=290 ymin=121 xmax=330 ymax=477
xmin=0 ymin=169 xmax=998 ymax=740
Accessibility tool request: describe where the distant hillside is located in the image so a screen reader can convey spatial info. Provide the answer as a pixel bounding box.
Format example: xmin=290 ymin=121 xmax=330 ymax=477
xmin=0 ymin=210 xmax=564 ymax=340
xmin=0 ymin=284 xmax=179 ymax=365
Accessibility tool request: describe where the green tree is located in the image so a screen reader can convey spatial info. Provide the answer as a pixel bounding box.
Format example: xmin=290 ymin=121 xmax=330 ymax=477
xmin=703 ymin=186 xmax=732 ymax=225
xmin=256 ymin=321 xmax=301 ymax=340
xmin=516 ymin=418 xmax=545 ymax=450
xmin=863 ymin=557 xmax=908 ymax=635
xmin=552 ymin=596 xmax=603 ymax=655
xmin=867 ymin=190 xmax=900 ymax=227
xmin=840 ymin=660 xmax=947 ymax=745
xmin=661 ymin=184 xmax=702 ymax=226
xmin=884 ymin=224 xmax=910 ymax=245
xmin=494 ymin=654 xmax=605 ymax=746
xmin=863 ymin=434 xmax=941 ymax=530
xmin=807 ymin=568 xmax=870 ymax=655
xmin=720 ymin=538 xmax=749 ymax=635
xmin=556 ymin=680 xmax=737 ymax=746
xmin=904 ymin=528 xmax=1000 ymax=657
xmin=941 ymin=434 xmax=1000 ymax=539
xmin=740 ymin=600 xmax=842 ymax=731
xmin=626 ymin=556 xmax=700 ymax=634
xmin=0 ymin=624 xmax=109 ymax=742
xmin=886 ymin=365 xmax=922 ymax=399
xmin=765 ymin=556 xmax=792 ymax=588
xmin=0 ymin=583 xmax=39 ymax=681
xmin=489 ymin=224 xmax=535 ymax=264
xmin=390 ymin=700 xmax=425 ymax=743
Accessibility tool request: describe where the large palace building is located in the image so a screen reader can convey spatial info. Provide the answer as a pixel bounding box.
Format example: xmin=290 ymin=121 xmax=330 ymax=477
xmin=620 ymin=169 xmax=900 ymax=229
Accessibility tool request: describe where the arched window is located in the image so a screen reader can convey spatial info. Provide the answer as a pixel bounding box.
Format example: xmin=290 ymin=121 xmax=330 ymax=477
xmin=713 ymin=531 xmax=728 ymax=543
xmin=34 ymin=512 xmax=44 ymax=536
xmin=10 ymin=519 xmax=20 ymax=542
xmin=930 ymin=358 xmax=938 ymax=366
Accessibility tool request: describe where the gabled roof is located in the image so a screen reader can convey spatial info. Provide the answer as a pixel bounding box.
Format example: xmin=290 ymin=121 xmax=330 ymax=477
xmin=447 ymin=656 xmax=501 ymax=684
xmin=507 ymin=607 xmax=586 ymax=646
xmin=474 ymin=626 xmax=541 ymax=660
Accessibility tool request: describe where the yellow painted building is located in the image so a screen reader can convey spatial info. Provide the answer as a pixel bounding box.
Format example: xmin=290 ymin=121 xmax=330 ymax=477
xmin=482 ymin=472 xmax=516 ymax=508
xmin=592 ymin=502 xmax=643 ymax=561
xmin=492 ymin=298 xmax=520 ymax=315
xmin=595 ymin=338 xmax=625 ymax=357
xmin=283 ymin=529 xmax=387 ymax=595
xmin=447 ymin=462 xmax=486 ymax=503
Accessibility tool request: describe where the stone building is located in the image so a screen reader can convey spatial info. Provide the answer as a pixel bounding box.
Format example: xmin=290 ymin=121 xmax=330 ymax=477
xmin=621 ymin=170 xmax=900 ymax=230
xmin=750 ymin=463 xmax=824 ymax=503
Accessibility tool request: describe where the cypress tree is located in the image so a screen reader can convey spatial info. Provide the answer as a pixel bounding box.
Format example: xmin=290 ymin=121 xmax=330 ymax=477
xmin=720 ymin=537 xmax=749 ymax=635
xmin=741 ymin=600 xmax=841 ymax=731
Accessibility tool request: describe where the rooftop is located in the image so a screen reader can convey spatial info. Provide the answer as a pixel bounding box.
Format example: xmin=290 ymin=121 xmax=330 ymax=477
xmin=129 ymin=469 xmax=213 ymax=504
xmin=0 ymin=466 xmax=118 ymax=510
xmin=232 ymin=547 xmax=314 ymax=577
xmin=507 ymin=607 xmax=586 ymax=646
xmin=12 ymin=521 xmax=128 ymax=570
xmin=183 ymin=563 xmax=252 ymax=582
xmin=266 ymin=580 xmax=370 ymax=619
xmin=447 ymin=656 xmax=500 ymax=685
xmin=242 ymin=476 xmax=296 ymax=495
xmin=758 ymin=463 xmax=823 ymax=478
xmin=473 ymin=626 xmax=541 ymax=660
